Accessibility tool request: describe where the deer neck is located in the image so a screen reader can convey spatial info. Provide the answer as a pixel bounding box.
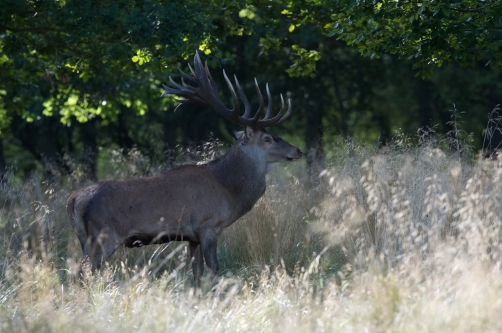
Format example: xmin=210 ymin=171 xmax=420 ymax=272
xmin=207 ymin=142 xmax=267 ymax=216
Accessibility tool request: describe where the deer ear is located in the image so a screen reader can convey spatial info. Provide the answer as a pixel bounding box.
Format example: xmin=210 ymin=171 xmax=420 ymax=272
xmin=244 ymin=126 xmax=254 ymax=140
xmin=233 ymin=131 xmax=244 ymax=140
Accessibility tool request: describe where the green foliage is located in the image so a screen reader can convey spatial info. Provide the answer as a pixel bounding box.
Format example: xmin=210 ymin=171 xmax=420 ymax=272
xmin=328 ymin=0 xmax=502 ymax=77
xmin=0 ymin=0 xmax=331 ymax=133
xmin=0 ymin=0 xmax=501 ymax=178
xmin=1 ymin=0 xmax=500 ymax=131
xmin=286 ymin=45 xmax=321 ymax=77
xmin=0 ymin=0 xmax=221 ymax=130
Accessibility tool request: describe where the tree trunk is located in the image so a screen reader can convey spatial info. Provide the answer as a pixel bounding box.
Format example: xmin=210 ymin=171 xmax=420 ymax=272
xmin=0 ymin=137 xmax=6 ymax=180
xmin=79 ymin=120 xmax=98 ymax=181
xmin=305 ymin=79 xmax=325 ymax=176
xmin=416 ymin=78 xmax=434 ymax=128
xmin=331 ymin=63 xmax=349 ymax=139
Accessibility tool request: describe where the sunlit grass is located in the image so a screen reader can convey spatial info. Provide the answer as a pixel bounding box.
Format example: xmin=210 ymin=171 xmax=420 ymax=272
xmin=2 ymin=137 xmax=502 ymax=332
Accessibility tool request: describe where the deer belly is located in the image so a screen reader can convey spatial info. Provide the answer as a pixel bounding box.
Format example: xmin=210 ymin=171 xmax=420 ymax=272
xmin=123 ymin=232 xmax=196 ymax=248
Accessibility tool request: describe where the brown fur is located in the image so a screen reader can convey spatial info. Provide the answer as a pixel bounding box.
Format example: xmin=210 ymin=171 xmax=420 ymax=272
xmin=67 ymin=129 xmax=302 ymax=283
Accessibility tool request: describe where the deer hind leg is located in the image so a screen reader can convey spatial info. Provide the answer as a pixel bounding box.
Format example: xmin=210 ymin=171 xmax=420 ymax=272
xmin=75 ymin=253 xmax=90 ymax=283
xmin=189 ymin=241 xmax=204 ymax=286
xmin=76 ymin=242 xmax=117 ymax=285
xmin=74 ymin=237 xmax=93 ymax=282
xmin=83 ymin=228 xmax=122 ymax=273
xmin=90 ymin=241 xmax=119 ymax=271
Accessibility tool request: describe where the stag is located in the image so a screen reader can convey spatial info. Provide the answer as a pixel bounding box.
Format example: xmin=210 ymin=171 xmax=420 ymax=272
xmin=67 ymin=52 xmax=302 ymax=283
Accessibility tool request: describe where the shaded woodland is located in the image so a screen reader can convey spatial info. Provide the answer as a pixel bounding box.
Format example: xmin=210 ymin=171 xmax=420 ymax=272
xmin=1 ymin=0 xmax=501 ymax=179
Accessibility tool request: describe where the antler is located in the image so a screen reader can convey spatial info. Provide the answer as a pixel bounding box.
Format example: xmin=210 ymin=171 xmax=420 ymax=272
xmin=161 ymin=51 xmax=292 ymax=130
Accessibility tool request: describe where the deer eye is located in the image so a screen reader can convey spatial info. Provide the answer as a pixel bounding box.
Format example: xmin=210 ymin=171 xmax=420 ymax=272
xmin=264 ymin=136 xmax=271 ymax=143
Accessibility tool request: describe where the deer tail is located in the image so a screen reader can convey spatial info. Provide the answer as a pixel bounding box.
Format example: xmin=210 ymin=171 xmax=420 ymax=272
xmin=66 ymin=193 xmax=88 ymax=249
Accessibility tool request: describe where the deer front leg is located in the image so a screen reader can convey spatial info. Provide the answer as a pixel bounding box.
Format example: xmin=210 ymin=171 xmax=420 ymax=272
xmin=189 ymin=240 xmax=204 ymax=286
xmin=200 ymin=231 xmax=219 ymax=280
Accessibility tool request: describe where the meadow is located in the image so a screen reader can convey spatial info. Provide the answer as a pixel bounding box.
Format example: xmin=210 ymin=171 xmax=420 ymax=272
xmin=1 ymin=134 xmax=502 ymax=332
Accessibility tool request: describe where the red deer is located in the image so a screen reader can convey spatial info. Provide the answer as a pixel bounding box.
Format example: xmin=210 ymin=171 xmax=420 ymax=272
xmin=66 ymin=52 xmax=302 ymax=283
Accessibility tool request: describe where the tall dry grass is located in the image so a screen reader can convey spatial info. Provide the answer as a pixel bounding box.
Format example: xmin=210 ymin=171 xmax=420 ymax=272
xmin=2 ymin=135 xmax=502 ymax=332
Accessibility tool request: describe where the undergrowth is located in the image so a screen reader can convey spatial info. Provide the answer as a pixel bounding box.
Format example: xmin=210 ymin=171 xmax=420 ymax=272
xmin=2 ymin=127 xmax=502 ymax=332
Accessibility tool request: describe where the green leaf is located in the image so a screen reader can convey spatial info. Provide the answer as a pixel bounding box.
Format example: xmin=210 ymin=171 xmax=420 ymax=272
xmin=441 ymin=6 xmax=450 ymax=17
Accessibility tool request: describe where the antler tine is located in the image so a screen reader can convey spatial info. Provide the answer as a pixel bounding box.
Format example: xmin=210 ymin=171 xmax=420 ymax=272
xmin=161 ymin=81 xmax=192 ymax=98
xmin=162 ymin=79 xmax=205 ymax=107
xmin=160 ymin=83 xmax=171 ymax=97
xmin=272 ymin=96 xmax=292 ymax=126
xmin=168 ymin=76 xmax=188 ymax=92
xmin=180 ymin=77 xmax=198 ymax=92
xmin=260 ymin=93 xmax=285 ymax=124
xmin=256 ymin=95 xmax=292 ymax=127
xmin=193 ymin=51 xmax=208 ymax=89
xmin=194 ymin=52 xmax=220 ymax=102
xmin=204 ymin=62 xmax=219 ymax=95
xmin=222 ymin=70 xmax=241 ymax=121
xmin=271 ymin=98 xmax=292 ymax=126
xmin=234 ymin=75 xmax=251 ymax=118
xmin=194 ymin=51 xmax=241 ymax=122
xmin=262 ymin=83 xmax=273 ymax=120
xmin=170 ymin=94 xmax=214 ymax=112
xmin=187 ymin=63 xmax=196 ymax=77
xmin=251 ymin=78 xmax=265 ymax=125
xmin=178 ymin=66 xmax=196 ymax=83
xmin=162 ymin=51 xmax=292 ymax=130
xmin=173 ymin=99 xmax=199 ymax=112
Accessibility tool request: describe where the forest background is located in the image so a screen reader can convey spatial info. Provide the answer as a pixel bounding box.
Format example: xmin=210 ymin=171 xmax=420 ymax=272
xmin=2 ymin=2 xmax=502 ymax=331
xmin=1 ymin=0 xmax=501 ymax=179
